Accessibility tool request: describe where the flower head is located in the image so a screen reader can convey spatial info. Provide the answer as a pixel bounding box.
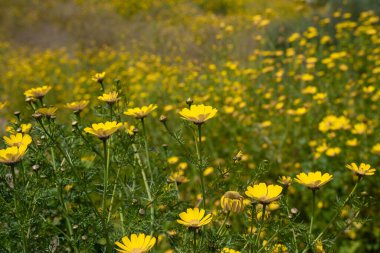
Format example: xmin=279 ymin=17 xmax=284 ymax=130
xmin=177 ymin=207 xmax=212 ymax=228
xmin=84 ymin=121 xmax=122 ymax=140
xmin=278 ymin=176 xmax=292 ymax=187
xmin=124 ymin=104 xmax=157 ymax=119
xmin=66 ymin=100 xmax=89 ymax=113
xmin=98 ymin=91 xmax=119 ymax=104
xmin=295 ymin=171 xmax=333 ymax=190
xmin=245 ymin=183 xmax=282 ymax=204
xmin=345 ymin=163 xmax=376 ymax=177
xmin=24 ymin=86 xmax=52 ymax=99
xmin=178 ymin=104 xmax=217 ymax=125
xmin=92 ymin=72 xmax=106 ymax=83
xmin=220 ymin=191 xmax=244 ymax=213
xmin=115 ymin=233 xmax=156 ymax=253
xmin=222 ymin=248 xmax=241 ymax=253
xmin=36 ymin=107 xmax=58 ymax=118
xmin=0 ymin=145 xmax=28 ymax=165
xmin=168 ymin=171 xmax=189 ymax=184
xmin=3 ymin=133 xmax=32 ymax=147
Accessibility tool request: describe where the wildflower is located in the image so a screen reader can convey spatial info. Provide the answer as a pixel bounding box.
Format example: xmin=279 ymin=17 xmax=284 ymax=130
xmin=98 ymin=91 xmax=119 ymax=104
xmin=178 ymin=104 xmax=217 ymax=125
xmin=233 ymin=151 xmax=243 ymax=163
xmin=271 ymin=243 xmax=288 ymax=252
xmin=123 ymin=122 xmax=135 ymax=136
xmin=20 ymin=123 xmax=32 ymax=134
xmin=92 ymin=72 xmax=105 ymax=84
xmin=24 ymin=85 xmax=52 ymax=99
xmin=345 ymin=163 xmax=376 ymax=177
xmin=295 ymin=171 xmax=333 ymax=190
xmin=36 ymin=107 xmax=58 ymax=118
xmin=3 ymin=133 xmax=32 ymax=147
xmin=168 ymin=171 xmax=189 ymax=184
xmin=277 ymin=176 xmax=292 ymax=187
xmin=66 ymin=100 xmax=89 ymax=113
xmin=84 ymin=121 xmax=122 ymax=140
xmin=177 ymin=207 xmax=212 ymax=228
xmin=371 ymin=143 xmax=380 ymax=154
xmin=124 ymin=104 xmax=158 ymax=119
xmin=167 ymin=156 xmax=179 ymax=164
xmin=115 ymin=233 xmax=156 ymax=253
xmin=222 ymin=248 xmax=241 ymax=253
xmin=245 ymin=183 xmax=283 ymax=204
xmin=0 ymin=102 xmax=6 ymax=110
xmin=0 ymin=145 xmax=28 ymax=165
xmin=315 ymin=240 xmax=325 ymax=253
xmin=220 ymin=191 xmax=244 ymax=213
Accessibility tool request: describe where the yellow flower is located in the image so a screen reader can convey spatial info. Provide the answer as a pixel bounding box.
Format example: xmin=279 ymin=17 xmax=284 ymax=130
xmin=3 ymin=133 xmax=32 ymax=147
xmin=123 ymin=122 xmax=136 ymax=136
xmin=115 ymin=233 xmax=156 ymax=253
xmin=124 ymin=104 xmax=158 ymax=119
xmin=0 ymin=145 xmax=28 ymax=165
xmin=98 ymin=91 xmax=119 ymax=104
xmin=245 ymin=183 xmax=283 ymax=204
xmin=24 ymin=85 xmax=52 ymax=99
xmin=0 ymin=102 xmax=7 ymax=110
xmin=178 ymin=104 xmax=217 ymax=125
xmin=222 ymin=248 xmax=241 ymax=253
xmin=295 ymin=171 xmax=333 ymax=190
xmin=84 ymin=121 xmax=122 ymax=140
xmin=277 ymin=176 xmax=292 ymax=187
xmin=271 ymin=243 xmax=288 ymax=253
xmin=220 ymin=191 xmax=245 ymax=213
xmin=168 ymin=171 xmax=189 ymax=184
xmin=177 ymin=207 xmax=212 ymax=228
xmin=92 ymin=72 xmax=106 ymax=83
xmin=315 ymin=240 xmax=325 ymax=253
xmin=371 ymin=143 xmax=380 ymax=154
xmin=36 ymin=107 xmax=58 ymax=117
xmin=20 ymin=124 xmax=32 ymax=134
xmin=167 ymin=156 xmax=179 ymax=164
xmin=345 ymin=163 xmax=376 ymax=176
xmin=66 ymin=100 xmax=89 ymax=112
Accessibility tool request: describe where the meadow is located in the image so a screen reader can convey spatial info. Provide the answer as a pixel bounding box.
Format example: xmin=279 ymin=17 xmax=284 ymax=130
xmin=0 ymin=0 xmax=379 ymax=252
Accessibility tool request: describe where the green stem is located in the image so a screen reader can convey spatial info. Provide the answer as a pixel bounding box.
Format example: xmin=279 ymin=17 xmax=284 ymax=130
xmin=140 ymin=118 xmax=155 ymax=231
xmin=51 ymin=148 xmax=78 ymax=253
xmin=312 ymin=179 xmax=361 ymax=245
xmin=107 ymin=167 xmax=121 ymax=222
xmin=193 ymin=229 xmax=197 ymax=253
xmin=309 ymin=190 xmax=316 ymax=237
xmin=217 ymin=211 xmax=230 ymax=235
xmin=255 ymin=204 xmax=266 ymax=250
xmin=141 ymin=118 xmax=153 ymax=179
xmin=196 ymin=124 xmax=206 ymax=209
xmin=102 ymin=139 xmax=110 ymax=214
xmin=11 ymin=165 xmax=28 ymax=253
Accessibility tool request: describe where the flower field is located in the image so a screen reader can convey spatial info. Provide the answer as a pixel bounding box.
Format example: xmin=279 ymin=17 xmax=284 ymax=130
xmin=0 ymin=0 xmax=379 ymax=252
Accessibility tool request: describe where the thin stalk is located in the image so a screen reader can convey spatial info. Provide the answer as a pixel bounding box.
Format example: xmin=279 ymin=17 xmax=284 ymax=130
xmin=195 ymin=124 xmax=206 ymax=209
xmin=255 ymin=204 xmax=266 ymax=250
xmin=140 ymin=118 xmax=155 ymax=231
xmin=141 ymin=118 xmax=153 ymax=179
xmin=107 ymin=167 xmax=121 ymax=222
xmin=217 ymin=211 xmax=230 ymax=235
xmin=312 ymin=179 xmax=361 ymax=244
xmin=193 ymin=229 xmax=197 ymax=253
xmin=132 ymin=144 xmax=155 ymax=231
xmin=102 ymin=139 xmax=110 ymax=214
xmin=51 ymin=148 xmax=78 ymax=253
xmin=309 ymin=190 xmax=316 ymax=237
xmin=11 ymin=165 xmax=28 ymax=253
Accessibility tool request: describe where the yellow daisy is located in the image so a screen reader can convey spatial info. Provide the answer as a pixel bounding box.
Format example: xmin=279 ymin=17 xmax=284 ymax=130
xmin=245 ymin=183 xmax=283 ymax=204
xmin=177 ymin=207 xmax=212 ymax=228
xmin=124 ymin=104 xmax=158 ymax=119
xmin=178 ymin=104 xmax=217 ymax=125
xmin=3 ymin=133 xmax=32 ymax=147
xmin=0 ymin=145 xmax=28 ymax=165
xmin=84 ymin=121 xmax=122 ymax=140
xmin=115 ymin=233 xmax=156 ymax=253
xmin=295 ymin=171 xmax=333 ymax=190
xmin=345 ymin=163 xmax=376 ymax=176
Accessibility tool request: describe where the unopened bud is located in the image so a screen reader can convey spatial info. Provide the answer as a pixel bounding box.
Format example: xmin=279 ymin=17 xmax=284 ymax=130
xmin=186 ymin=97 xmax=193 ymax=106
